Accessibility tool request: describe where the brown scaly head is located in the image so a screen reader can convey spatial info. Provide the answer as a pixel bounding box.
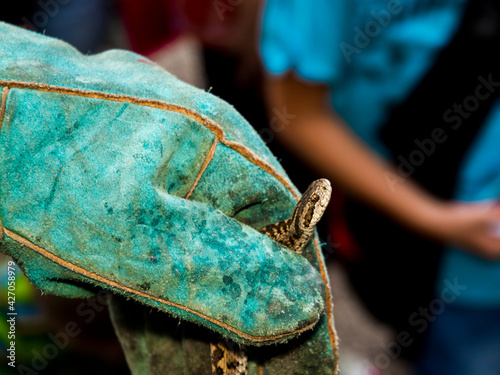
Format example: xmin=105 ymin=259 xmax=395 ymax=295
xmin=260 ymin=178 xmax=332 ymax=254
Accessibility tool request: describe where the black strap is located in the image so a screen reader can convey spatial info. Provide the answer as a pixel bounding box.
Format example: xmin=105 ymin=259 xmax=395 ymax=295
xmin=343 ymin=0 xmax=500 ymax=360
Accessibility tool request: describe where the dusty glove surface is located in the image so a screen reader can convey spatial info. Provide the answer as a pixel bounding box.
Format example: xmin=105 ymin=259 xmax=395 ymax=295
xmin=0 ymin=22 xmax=337 ymax=349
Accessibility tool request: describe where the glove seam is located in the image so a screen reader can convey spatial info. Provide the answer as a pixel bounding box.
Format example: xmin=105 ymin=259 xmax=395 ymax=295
xmin=0 ymin=80 xmax=299 ymax=197
xmin=0 ymin=86 xmax=8 ymax=132
xmin=2 ymin=226 xmax=318 ymax=342
xmin=184 ymin=137 xmax=219 ymax=200
xmin=0 ymin=80 xmax=338 ymax=366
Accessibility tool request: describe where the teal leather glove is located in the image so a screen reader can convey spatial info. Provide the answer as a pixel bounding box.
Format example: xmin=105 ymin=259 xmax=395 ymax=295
xmin=0 ymin=22 xmax=337 ymax=374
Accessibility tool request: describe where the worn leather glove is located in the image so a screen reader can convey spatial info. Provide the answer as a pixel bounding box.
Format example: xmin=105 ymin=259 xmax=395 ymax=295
xmin=0 ymin=22 xmax=337 ymax=374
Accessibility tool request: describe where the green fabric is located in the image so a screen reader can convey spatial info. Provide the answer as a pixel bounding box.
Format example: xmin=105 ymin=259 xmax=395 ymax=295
xmin=0 ymin=22 xmax=337 ymax=374
xmin=109 ymin=298 xmax=336 ymax=375
xmin=109 ymin=297 xmax=213 ymax=375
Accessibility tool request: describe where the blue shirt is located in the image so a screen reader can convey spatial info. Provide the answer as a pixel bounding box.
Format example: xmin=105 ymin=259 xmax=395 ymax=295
xmin=437 ymin=103 xmax=500 ymax=307
xmin=261 ymin=0 xmax=500 ymax=306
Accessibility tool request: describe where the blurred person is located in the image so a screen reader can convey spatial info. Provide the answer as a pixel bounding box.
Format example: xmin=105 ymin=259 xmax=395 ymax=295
xmin=260 ymin=0 xmax=500 ymax=374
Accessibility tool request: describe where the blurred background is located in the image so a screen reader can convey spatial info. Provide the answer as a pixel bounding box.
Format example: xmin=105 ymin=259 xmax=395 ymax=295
xmin=2 ymin=1 xmax=500 ymax=374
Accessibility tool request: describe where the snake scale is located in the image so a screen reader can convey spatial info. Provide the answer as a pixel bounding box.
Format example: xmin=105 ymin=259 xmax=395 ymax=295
xmin=210 ymin=178 xmax=332 ymax=375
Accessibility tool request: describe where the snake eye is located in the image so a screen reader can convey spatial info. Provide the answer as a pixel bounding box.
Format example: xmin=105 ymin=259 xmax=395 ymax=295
xmin=311 ymin=194 xmax=320 ymax=203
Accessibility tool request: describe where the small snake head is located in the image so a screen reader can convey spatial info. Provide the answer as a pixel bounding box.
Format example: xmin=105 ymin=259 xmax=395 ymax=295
xmin=294 ymin=178 xmax=332 ymax=234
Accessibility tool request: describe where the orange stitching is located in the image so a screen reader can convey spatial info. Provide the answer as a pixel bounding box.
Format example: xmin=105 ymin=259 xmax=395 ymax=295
xmin=0 ymin=80 xmax=298 ymax=198
xmin=313 ymin=236 xmax=339 ymax=374
xmin=3 ymin=227 xmax=318 ymax=342
xmin=221 ymin=139 xmax=299 ymax=201
xmin=0 ymin=80 xmax=299 ymax=198
xmin=0 ymin=87 xmax=9 ymax=132
xmin=0 ymin=80 xmax=337 ymax=362
xmin=185 ymin=138 xmax=219 ymax=200
xmin=0 ymin=80 xmax=226 ymax=137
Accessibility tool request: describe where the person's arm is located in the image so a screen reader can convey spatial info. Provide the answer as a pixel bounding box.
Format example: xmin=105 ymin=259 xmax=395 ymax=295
xmin=266 ymin=72 xmax=500 ymax=259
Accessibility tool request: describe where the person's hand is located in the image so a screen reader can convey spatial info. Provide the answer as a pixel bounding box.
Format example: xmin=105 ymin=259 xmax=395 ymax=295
xmin=265 ymin=74 xmax=500 ymax=262
xmin=417 ymin=201 xmax=500 ymax=260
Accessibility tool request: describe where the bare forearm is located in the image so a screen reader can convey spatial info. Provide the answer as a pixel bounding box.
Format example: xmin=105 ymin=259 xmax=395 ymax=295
xmin=279 ymin=111 xmax=442 ymax=229
xmin=265 ymin=75 xmax=444 ymax=237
